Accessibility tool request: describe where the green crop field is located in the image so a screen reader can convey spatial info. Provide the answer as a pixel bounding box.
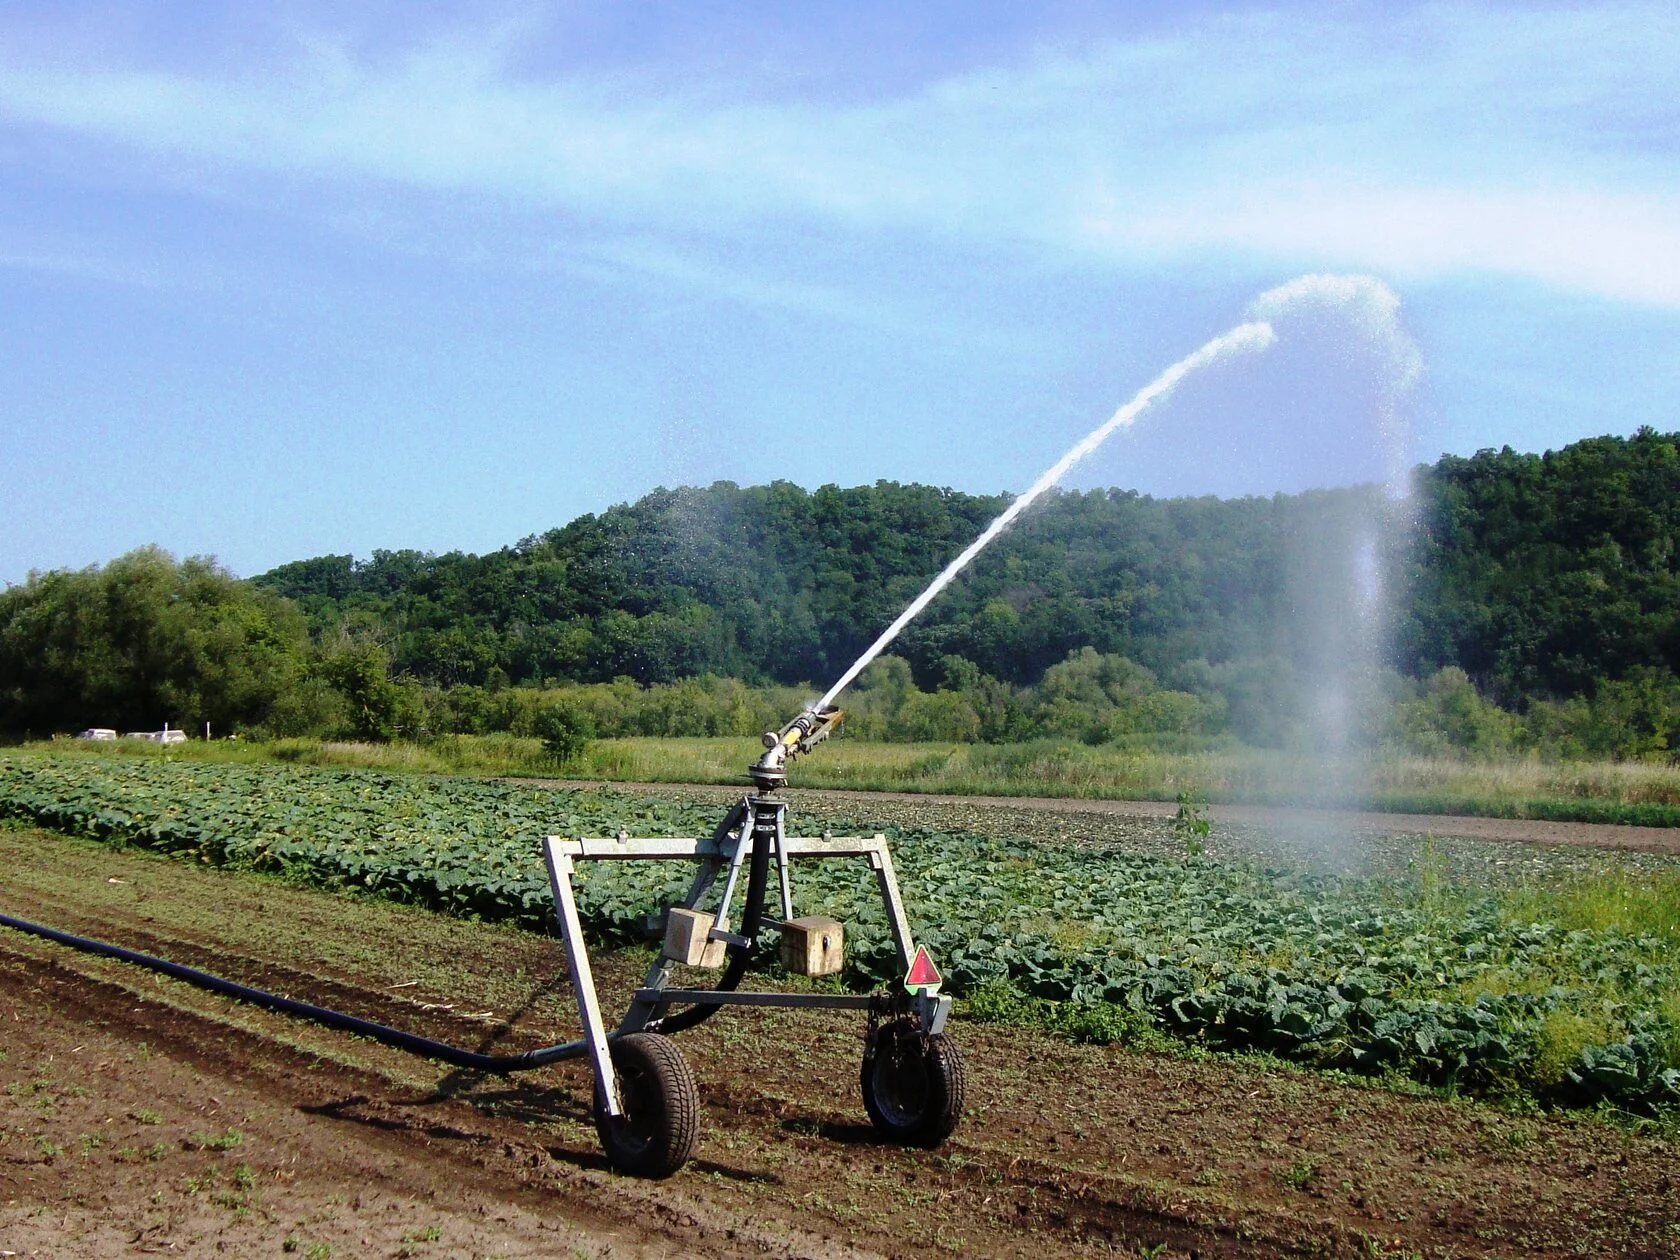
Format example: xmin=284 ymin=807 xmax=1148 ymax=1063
xmin=2 ymin=750 xmax=1676 ymax=1116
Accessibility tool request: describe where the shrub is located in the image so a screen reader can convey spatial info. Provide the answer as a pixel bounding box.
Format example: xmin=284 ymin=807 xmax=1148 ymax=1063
xmin=531 ymin=702 xmax=594 ymax=765
xmin=1393 ymin=668 xmax=1522 ymax=757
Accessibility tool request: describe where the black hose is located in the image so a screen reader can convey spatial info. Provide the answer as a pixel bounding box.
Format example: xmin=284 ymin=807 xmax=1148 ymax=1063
xmin=648 ymin=797 xmax=773 ymax=1036
xmin=0 ymin=910 xmax=588 ymax=1073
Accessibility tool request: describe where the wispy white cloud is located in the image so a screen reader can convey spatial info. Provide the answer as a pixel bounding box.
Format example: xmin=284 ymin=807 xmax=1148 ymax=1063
xmin=1 ymin=4 xmax=1676 ymax=303
xmin=570 ymin=237 xmax=1041 ymax=354
xmin=1089 ymin=182 xmax=1680 ymax=307
xmin=0 ymin=234 xmax=167 ymax=288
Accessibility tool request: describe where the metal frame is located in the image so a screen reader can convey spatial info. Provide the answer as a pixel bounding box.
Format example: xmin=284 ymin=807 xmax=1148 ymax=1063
xmin=542 ymin=794 xmax=950 ymax=1120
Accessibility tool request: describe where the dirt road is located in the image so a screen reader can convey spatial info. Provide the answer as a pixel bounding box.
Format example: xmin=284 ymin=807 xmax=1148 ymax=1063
xmin=532 ymin=777 xmax=1680 ymax=855
xmin=3 ymin=827 xmax=1677 ymax=1259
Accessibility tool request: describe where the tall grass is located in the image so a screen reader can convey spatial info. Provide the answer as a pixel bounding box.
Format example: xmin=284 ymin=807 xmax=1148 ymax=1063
xmin=568 ymin=738 xmax=1680 ymax=819
xmin=1497 ymin=867 xmax=1680 ymax=1078
xmin=24 ymin=733 xmax=558 ymax=777
xmin=1502 ymin=868 xmax=1680 ymax=943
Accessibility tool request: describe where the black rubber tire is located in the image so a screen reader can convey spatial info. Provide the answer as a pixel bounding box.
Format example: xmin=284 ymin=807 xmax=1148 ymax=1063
xmin=594 ymin=1032 xmax=699 ymax=1178
xmin=860 ymin=1018 xmax=966 ymax=1147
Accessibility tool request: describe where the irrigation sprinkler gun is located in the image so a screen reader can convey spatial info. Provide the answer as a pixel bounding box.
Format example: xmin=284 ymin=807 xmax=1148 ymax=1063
xmin=543 ymin=702 xmax=965 ymax=1177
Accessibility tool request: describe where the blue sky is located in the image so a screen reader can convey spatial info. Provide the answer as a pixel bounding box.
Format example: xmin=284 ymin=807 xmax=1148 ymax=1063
xmin=3 ymin=2 xmax=1677 ymax=583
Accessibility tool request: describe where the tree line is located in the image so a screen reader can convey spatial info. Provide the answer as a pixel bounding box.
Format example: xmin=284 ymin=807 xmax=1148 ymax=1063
xmin=4 ymin=428 xmax=1678 ymax=757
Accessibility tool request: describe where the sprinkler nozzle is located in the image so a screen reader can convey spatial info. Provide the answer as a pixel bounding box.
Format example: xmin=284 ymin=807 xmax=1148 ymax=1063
xmin=748 ymin=706 xmax=844 ymax=791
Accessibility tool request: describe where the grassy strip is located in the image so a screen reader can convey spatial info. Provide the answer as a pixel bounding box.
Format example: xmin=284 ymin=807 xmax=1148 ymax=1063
xmin=20 ymin=734 xmax=1680 ymax=827
xmin=1502 ymin=865 xmax=1680 ymax=943
xmin=15 ymin=732 xmax=560 ymax=778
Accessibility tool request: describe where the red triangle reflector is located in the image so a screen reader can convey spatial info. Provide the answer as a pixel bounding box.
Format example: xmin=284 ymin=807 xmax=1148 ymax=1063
xmin=904 ymin=945 xmax=942 ymax=991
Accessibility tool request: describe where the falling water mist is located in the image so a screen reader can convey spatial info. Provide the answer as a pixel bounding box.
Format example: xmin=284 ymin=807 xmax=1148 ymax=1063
xmin=1247 ymin=275 xmax=1421 ymax=854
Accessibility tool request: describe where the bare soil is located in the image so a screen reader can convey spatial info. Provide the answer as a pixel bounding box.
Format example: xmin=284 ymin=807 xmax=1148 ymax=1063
xmin=3 ymin=826 xmax=1678 ymax=1259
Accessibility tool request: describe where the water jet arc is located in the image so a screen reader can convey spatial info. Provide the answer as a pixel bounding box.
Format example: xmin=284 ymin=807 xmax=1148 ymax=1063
xmin=816 ymin=318 xmax=1277 ymax=711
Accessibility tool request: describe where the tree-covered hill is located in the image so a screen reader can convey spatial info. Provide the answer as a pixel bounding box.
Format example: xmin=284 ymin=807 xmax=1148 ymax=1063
xmin=254 ymin=480 xmax=1387 ymax=694
xmin=252 ymin=429 xmax=1680 ymax=705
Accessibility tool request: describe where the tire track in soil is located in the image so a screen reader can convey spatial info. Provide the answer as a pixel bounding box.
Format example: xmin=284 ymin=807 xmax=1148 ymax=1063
xmin=2 ymin=931 xmax=1293 ymax=1260
xmin=0 ymin=942 xmax=879 ymax=1260
xmin=3 ymin=837 xmax=1289 ymax=1258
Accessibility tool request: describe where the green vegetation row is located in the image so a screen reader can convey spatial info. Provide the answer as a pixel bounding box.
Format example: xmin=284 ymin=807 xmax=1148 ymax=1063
xmin=3 ymin=752 xmax=1676 ymax=1114
xmin=3 ymin=535 xmax=1677 ymax=773
xmin=413 ymin=648 xmax=1680 ymax=764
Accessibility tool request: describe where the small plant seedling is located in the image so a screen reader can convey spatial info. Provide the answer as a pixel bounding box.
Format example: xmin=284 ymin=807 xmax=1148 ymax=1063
xmin=130 ymin=1107 xmax=163 ymax=1125
xmin=186 ymin=1127 xmax=243 ymax=1151
xmin=1282 ymin=1156 xmax=1318 ymax=1190
xmin=397 ymin=1225 xmax=444 ymax=1257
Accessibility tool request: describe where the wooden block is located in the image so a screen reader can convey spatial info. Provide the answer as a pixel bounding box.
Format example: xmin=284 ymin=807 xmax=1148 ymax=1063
xmin=664 ymin=907 xmax=726 ymax=968
xmin=780 ymin=916 xmax=844 ymax=977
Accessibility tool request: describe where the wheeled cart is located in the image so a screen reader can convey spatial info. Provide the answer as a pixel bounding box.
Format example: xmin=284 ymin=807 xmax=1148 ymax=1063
xmin=546 ymin=783 xmax=964 ymax=1176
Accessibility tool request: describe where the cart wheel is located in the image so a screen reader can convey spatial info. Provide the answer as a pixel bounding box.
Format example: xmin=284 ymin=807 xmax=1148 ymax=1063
xmin=594 ymin=1032 xmax=699 ymax=1178
xmin=860 ymin=1018 xmax=965 ymax=1147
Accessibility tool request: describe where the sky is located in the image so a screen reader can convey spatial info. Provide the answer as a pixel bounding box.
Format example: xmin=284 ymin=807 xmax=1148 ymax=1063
xmin=2 ymin=1 xmax=1678 ymax=583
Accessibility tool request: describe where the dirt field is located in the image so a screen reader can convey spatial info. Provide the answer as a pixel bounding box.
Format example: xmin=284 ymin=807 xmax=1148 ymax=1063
xmin=3 ymin=824 xmax=1678 ymax=1259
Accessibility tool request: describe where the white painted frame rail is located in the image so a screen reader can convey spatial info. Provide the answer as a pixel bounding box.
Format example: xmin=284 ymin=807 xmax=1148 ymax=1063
xmin=541 ymin=822 xmax=927 ymax=1119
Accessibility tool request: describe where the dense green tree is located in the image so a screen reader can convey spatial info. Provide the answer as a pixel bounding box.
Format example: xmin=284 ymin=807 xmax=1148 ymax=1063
xmin=1391 ymin=667 xmax=1523 ymax=757
xmin=315 ymin=641 xmax=406 ymax=739
xmin=0 ymin=547 xmax=308 ymax=736
xmin=1402 ymin=428 xmax=1680 ymax=700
